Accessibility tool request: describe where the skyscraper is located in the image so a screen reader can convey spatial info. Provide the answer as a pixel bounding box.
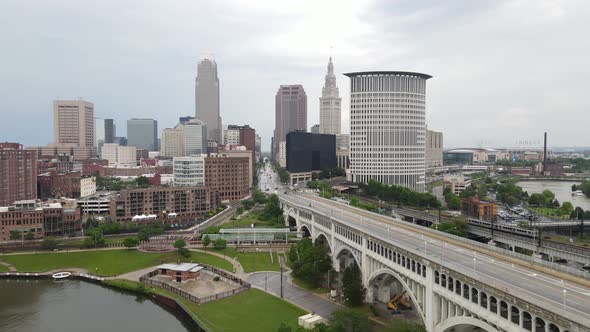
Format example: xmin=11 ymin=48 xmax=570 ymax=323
xmin=274 ymin=85 xmax=307 ymax=160
xmin=345 ymin=71 xmax=432 ymax=192
xmin=0 ymin=143 xmax=37 ymax=206
xmin=127 ymin=118 xmax=158 ymax=151
xmin=195 ymin=58 xmax=221 ymax=143
xmin=53 ymin=100 xmax=95 ymax=148
xmin=319 ymin=57 xmax=341 ymax=135
xmin=104 ymin=119 xmax=116 ymax=143
xmin=184 ymin=119 xmax=208 ymax=156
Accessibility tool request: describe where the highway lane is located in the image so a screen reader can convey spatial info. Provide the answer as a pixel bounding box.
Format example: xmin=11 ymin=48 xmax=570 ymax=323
xmin=282 ymin=192 xmax=590 ymax=327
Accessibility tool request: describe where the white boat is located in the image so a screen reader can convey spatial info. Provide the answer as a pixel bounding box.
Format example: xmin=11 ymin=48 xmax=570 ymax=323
xmin=52 ymin=272 xmax=72 ymax=279
xmin=572 ymin=190 xmax=584 ymax=197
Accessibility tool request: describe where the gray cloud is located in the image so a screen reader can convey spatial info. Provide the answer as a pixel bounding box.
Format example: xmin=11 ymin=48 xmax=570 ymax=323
xmin=0 ymin=0 xmax=588 ymax=149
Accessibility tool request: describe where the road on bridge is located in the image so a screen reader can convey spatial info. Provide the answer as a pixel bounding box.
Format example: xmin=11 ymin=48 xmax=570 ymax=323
xmin=283 ymin=192 xmax=590 ymax=328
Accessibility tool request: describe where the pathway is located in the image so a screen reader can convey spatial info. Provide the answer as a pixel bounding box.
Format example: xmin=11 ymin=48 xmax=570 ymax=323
xmin=0 ymin=261 xmax=16 ymax=272
xmin=247 ymin=271 xmax=341 ymax=318
xmin=189 ymin=248 xmax=246 ymax=277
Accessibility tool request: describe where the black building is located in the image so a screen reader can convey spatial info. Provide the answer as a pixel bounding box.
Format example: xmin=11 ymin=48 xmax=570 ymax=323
xmin=104 ymin=119 xmax=116 ymax=143
xmin=286 ymin=131 xmax=336 ymax=173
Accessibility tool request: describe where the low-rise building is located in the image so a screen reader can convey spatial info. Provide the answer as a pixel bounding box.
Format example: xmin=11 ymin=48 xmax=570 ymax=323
xmin=461 ymin=196 xmax=497 ymax=221
xmin=101 ymin=143 xmax=137 ymax=167
xmin=78 ymin=192 xmax=115 ymax=215
xmin=443 ymin=175 xmax=471 ymax=195
xmin=0 ymin=200 xmax=81 ymax=241
xmin=156 ymin=263 xmax=203 ymax=282
xmin=80 ymin=176 xmax=96 ymax=197
xmin=37 ymin=171 xmax=81 ymax=199
xmin=109 ymin=186 xmax=219 ymax=223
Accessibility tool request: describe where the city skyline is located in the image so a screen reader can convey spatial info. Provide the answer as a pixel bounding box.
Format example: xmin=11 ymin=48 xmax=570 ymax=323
xmin=1 ymin=1 xmax=590 ymax=149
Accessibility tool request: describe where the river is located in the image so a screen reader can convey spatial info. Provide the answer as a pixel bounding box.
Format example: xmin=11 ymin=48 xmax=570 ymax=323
xmin=517 ymin=180 xmax=590 ymax=211
xmin=0 ymin=279 xmax=193 ymax=332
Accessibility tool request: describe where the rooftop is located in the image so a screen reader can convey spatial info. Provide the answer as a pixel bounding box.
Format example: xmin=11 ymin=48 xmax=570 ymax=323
xmin=344 ymin=71 xmax=432 ymax=80
xmin=157 ymin=263 xmax=203 ymax=273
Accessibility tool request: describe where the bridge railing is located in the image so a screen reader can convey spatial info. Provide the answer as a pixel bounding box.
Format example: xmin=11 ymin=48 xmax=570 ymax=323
xmin=282 ymin=194 xmax=590 ymax=280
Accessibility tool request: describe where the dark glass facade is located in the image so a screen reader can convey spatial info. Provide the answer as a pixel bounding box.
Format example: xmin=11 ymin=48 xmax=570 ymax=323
xmin=286 ymin=132 xmax=336 ymax=173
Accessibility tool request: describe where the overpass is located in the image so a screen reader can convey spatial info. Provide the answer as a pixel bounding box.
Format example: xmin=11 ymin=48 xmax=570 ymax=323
xmin=280 ymin=192 xmax=590 ymax=332
xmin=467 ymin=219 xmax=590 ymax=265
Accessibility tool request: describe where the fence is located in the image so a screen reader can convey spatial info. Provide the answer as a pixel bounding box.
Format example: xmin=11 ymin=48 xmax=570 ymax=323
xmin=139 ymin=264 xmax=250 ymax=305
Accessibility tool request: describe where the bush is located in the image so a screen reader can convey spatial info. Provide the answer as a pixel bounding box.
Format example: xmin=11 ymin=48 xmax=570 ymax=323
xmin=40 ymin=238 xmax=60 ymax=250
xmin=122 ymin=237 xmax=139 ymax=249
xmin=202 ymin=235 xmax=211 ymax=247
xmin=213 ymin=238 xmax=227 ymax=250
xmin=213 ymin=276 xmax=220 ymax=281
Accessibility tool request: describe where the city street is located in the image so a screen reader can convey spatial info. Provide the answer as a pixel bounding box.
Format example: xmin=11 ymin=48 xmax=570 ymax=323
xmin=258 ymin=162 xmax=281 ymax=194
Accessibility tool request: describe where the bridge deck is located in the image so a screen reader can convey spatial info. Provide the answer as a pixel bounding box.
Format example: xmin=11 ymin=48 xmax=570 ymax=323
xmin=283 ymin=193 xmax=590 ymax=327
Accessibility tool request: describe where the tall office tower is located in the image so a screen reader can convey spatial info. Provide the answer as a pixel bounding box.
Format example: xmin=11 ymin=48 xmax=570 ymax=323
xmin=127 ymin=118 xmax=158 ymax=151
xmin=173 ymin=156 xmax=205 ymax=187
xmin=345 ymin=71 xmax=432 ymax=192
xmin=274 ymin=85 xmax=307 ymax=160
xmin=184 ymin=119 xmax=208 ymax=156
xmin=54 ymin=100 xmax=95 ymax=148
xmin=95 ymin=119 xmax=105 ymax=149
xmin=195 ymin=58 xmax=221 ymax=143
xmin=0 ymin=143 xmax=38 ymax=206
xmin=161 ymin=125 xmax=185 ymax=158
xmin=104 ymin=119 xmax=116 ymax=143
xmin=319 ymin=57 xmax=341 ymax=135
xmin=425 ymin=128 xmax=443 ymax=168
xmin=311 ymin=124 xmax=320 ymax=134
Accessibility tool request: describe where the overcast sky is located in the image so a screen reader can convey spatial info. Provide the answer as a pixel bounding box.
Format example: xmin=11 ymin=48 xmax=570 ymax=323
xmin=1 ymin=0 xmax=589 ymax=150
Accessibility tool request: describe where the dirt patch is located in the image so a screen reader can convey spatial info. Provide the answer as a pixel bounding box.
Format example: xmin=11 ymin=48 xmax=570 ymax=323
xmin=152 ymin=273 xmax=238 ymax=297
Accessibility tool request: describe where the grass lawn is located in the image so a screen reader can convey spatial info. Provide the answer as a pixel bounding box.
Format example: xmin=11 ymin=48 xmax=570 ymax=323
xmin=1 ymin=249 xmax=233 ymax=276
xmin=529 ymin=207 xmax=569 ymax=220
xmin=207 ymin=247 xmax=281 ymax=272
xmin=188 ymin=250 xmax=233 ymax=272
xmin=0 ymin=264 xmax=8 ymax=272
xmin=168 ymin=288 xmax=305 ymax=332
xmin=221 ymin=210 xmax=283 ymax=229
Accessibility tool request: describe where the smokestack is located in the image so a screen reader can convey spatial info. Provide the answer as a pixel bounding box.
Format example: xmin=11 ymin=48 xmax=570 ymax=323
xmin=543 ymin=132 xmax=547 ymax=174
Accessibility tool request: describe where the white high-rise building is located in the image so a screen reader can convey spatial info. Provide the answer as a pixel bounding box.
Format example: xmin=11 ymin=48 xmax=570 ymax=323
xmin=184 ymin=119 xmax=207 ymax=156
xmin=195 ymin=57 xmax=221 ymax=143
xmin=161 ymin=125 xmax=185 ymax=158
xmin=224 ymin=127 xmax=240 ymax=146
xmin=319 ymin=57 xmax=341 ymax=135
xmin=345 ymin=71 xmax=432 ymax=192
xmin=101 ymin=143 xmax=137 ymax=167
xmin=173 ymin=156 xmax=205 ymax=187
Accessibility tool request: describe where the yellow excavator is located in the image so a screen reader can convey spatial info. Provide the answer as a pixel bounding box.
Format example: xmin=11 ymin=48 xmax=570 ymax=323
xmin=386 ymin=291 xmax=411 ymax=314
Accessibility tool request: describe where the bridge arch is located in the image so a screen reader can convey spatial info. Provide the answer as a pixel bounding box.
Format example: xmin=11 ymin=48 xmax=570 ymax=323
xmin=334 ymin=245 xmax=361 ymax=272
xmin=366 ymin=268 xmax=425 ymax=324
xmin=435 ymin=315 xmax=500 ymax=332
xmin=299 ymin=225 xmax=311 ymax=238
xmin=314 ymin=232 xmax=331 ymax=250
xmin=286 ymin=208 xmax=297 ymax=229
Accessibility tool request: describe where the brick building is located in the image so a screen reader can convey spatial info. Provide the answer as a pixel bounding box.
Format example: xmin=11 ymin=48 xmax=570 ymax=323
xmin=109 ymin=186 xmax=219 ymax=223
xmin=461 ymin=195 xmax=497 ymax=221
xmin=0 ymin=142 xmax=38 ymax=206
xmin=157 ymin=263 xmax=203 ymax=282
xmin=38 ymin=171 xmax=81 ymax=199
xmin=0 ymin=200 xmax=81 ymax=241
xmin=205 ymin=155 xmax=250 ymax=202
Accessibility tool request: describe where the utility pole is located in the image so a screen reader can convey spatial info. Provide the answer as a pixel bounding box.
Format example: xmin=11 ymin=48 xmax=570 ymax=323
xmin=280 ymin=262 xmax=284 ymax=298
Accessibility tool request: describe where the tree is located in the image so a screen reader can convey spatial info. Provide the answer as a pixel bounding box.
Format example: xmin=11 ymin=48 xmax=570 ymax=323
xmin=447 ymin=195 xmax=461 ymax=210
xmin=136 ymin=176 xmax=150 ymax=187
xmin=122 ymin=237 xmax=139 ymax=249
xmin=9 ymin=230 xmax=21 ymax=240
xmin=290 ymin=238 xmax=332 ymax=288
xmin=561 ymin=201 xmax=574 ymax=216
xmin=263 ymin=194 xmax=283 ymax=220
xmin=542 ymin=189 xmax=555 ymax=202
xmin=329 ymin=309 xmax=373 ymax=332
xmin=24 ymin=231 xmax=35 ymax=240
xmin=571 ymin=206 xmax=586 ymax=220
xmin=213 ymin=238 xmax=227 ymax=250
xmin=341 ymin=264 xmax=366 ymax=307
xmin=202 ymin=235 xmax=211 ymax=247
xmin=174 ymin=238 xmax=187 ymax=249
xmin=40 ymin=238 xmax=59 ymax=250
